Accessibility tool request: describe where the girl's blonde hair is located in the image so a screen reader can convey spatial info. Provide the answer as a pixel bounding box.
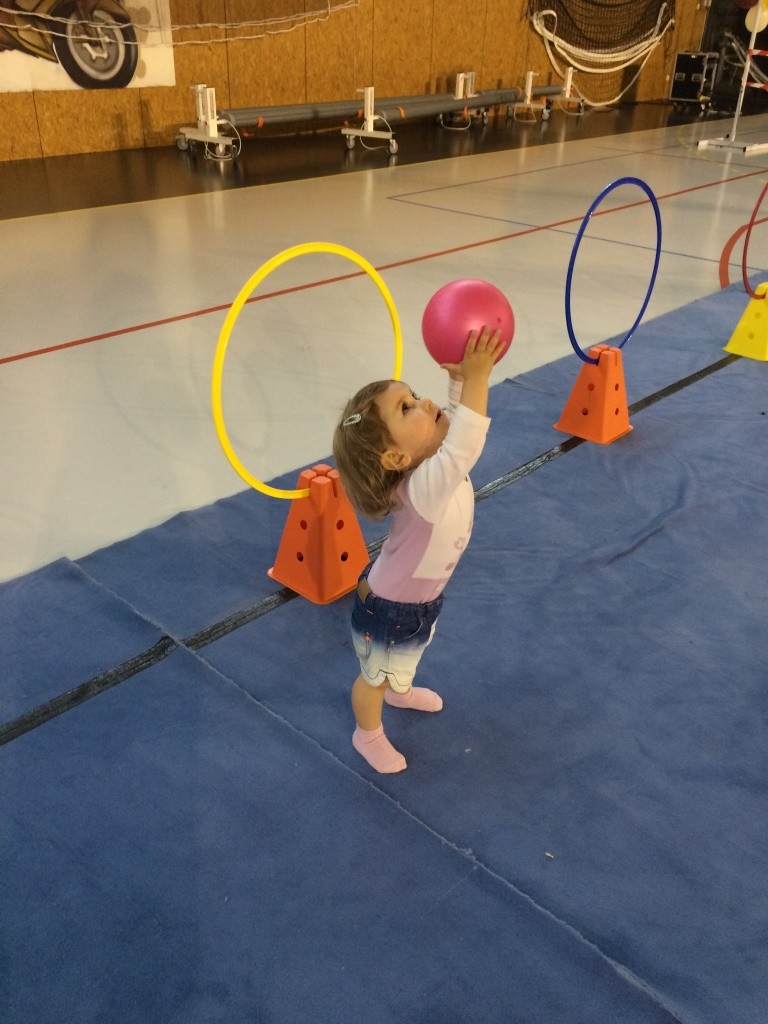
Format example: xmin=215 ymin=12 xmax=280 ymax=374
xmin=332 ymin=380 xmax=404 ymax=520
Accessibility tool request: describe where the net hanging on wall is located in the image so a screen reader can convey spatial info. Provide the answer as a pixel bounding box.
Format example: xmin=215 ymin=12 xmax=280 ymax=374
xmin=528 ymin=0 xmax=675 ymax=106
xmin=0 ymin=0 xmax=360 ymax=46
xmin=170 ymin=0 xmax=360 ymax=43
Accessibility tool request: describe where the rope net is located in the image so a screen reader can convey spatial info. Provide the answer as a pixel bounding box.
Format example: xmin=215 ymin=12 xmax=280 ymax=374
xmin=529 ymin=0 xmax=674 ymax=58
xmin=528 ymin=0 xmax=675 ymax=105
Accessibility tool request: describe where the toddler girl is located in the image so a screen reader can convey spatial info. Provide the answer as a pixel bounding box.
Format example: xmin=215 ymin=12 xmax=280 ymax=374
xmin=332 ymin=326 xmax=502 ymax=773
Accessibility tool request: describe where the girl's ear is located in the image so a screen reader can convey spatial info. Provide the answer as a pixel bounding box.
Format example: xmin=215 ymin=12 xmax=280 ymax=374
xmin=380 ymin=447 xmax=411 ymax=472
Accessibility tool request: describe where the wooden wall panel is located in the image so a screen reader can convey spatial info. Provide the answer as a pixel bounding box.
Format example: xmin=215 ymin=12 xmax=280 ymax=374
xmin=372 ymin=0 xmax=434 ymax=96
xmin=170 ymin=0 xmax=227 ymax=33
xmin=353 ymin=0 xmax=374 ymax=94
xmin=305 ymin=2 xmax=357 ymax=102
xmin=0 ymin=0 xmax=711 ymax=162
xmin=227 ymin=0 xmax=307 ymax=107
xmin=429 ymin=0 xmax=485 ymax=95
xmin=304 ymin=0 xmax=374 ymax=103
xmin=482 ymin=0 xmax=530 ymax=90
xmin=636 ymin=40 xmax=676 ymax=104
xmin=0 ymin=93 xmax=42 ymax=161
xmin=35 ymin=90 xmax=144 ymax=157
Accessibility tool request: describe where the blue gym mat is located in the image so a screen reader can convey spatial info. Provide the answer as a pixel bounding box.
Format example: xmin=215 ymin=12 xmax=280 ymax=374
xmin=2 ymin=280 xmax=767 ymax=1022
xmin=0 ymin=646 xmax=680 ymax=1024
xmin=0 ymin=558 xmax=167 ymax=725
xmin=195 ymin=356 xmax=768 ymax=1024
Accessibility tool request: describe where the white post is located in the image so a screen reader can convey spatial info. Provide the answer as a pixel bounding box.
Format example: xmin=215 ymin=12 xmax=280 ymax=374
xmin=192 ymin=84 xmax=219 ymax=137
xmin=727 ymin=18 xmax=759 ymax=143
xmin=564 ymin=66 xmax=574 ymax=99
xmin=204 ymin=87 xmax=219 ymax=136
xmin=192 ymin=84 xmax=207 ymax=130
xmin=361 ymin=86 xmax=376 ymax=132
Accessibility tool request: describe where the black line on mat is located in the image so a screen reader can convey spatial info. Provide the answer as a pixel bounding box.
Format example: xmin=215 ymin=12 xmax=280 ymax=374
xmin=474 ymin=353 xmax=740 ymax=502
xmin=474 ymin=437 xmax=583 ymax=501
xmin=0 ymin=636 xmax=178 ymax=746
xmin=1 ymin=352 xmax=740 ymax=746
xmin=184 ymin=536 xmax=388 ymax=652
xmin=184 ymin=589 xmax=298 ymax=650
xmin=630 ymin=353 xmax=739 ymax=412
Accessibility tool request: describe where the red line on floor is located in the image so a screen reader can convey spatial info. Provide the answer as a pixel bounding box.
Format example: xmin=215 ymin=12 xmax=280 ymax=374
xmin=0 ymin=273 xmax=368 ymax=366
xmin=3 ymin=167 xmax=767 ymax=366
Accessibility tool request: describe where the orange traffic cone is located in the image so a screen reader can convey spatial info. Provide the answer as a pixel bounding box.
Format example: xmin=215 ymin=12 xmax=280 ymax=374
xmin=268 ymin=464 xmax=369 ymax=604
xmin=554 ymin=344 xmax=632 ymax=444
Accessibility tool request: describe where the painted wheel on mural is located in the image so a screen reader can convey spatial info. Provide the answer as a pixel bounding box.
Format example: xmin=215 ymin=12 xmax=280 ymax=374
xmin=52 ymin=2 xmax=138 ymax=90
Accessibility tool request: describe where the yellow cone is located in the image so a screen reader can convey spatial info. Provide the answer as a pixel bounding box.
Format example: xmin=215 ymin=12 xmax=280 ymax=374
xmin=725 ymin=282 xmax=768 ymax=360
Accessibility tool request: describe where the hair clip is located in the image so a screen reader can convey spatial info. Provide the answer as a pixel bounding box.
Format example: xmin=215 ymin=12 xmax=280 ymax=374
xmin=342 ymin=413 xmax=362 ymax=427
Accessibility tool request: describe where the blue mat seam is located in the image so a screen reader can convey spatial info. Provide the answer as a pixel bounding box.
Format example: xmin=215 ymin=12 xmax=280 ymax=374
xmin=75 ymin=562 xmax=180 ymax=639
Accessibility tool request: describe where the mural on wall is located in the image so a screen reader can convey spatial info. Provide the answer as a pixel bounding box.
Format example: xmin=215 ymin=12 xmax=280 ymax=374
xmin=0 ymin=0 xmax=174 ymax=91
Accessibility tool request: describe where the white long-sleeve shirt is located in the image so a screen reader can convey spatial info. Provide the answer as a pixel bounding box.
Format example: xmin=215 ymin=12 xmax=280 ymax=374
xmin=367 ymin=379 xmax=491 ymax=604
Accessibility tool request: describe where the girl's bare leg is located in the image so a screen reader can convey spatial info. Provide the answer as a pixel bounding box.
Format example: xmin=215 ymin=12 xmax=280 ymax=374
xmin=351 ymin=674 xmax=406 ymax=773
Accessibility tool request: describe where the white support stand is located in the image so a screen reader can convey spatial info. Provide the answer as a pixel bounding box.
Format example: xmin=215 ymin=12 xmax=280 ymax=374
xmin=560 ymin=67 xmax=585 ymax=113
xmin=698 ymin=20 xmax=768 ymax=154
xmin=513 ymin=71 xmax=552 ymax=122
xmin=454 ymin=71 xmax=478 ymax=100
xmin=177 ymin=84 xmax=237 ymax=157
xmin=341 ymin=87 xmax=398 ymax=154
xmin=564 ymin=66 xmax=574 ymax=99
xmin=442 ymin=71 xmax=489 ymax=127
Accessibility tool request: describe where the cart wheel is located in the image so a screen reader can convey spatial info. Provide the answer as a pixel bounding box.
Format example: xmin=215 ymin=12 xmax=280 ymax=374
xmin=542 ymin=107 xmax=550 ymax=121
xmin=176 ymin=135 xmax=189 ymax=151
xmin=345 ymin=135 xmax=355 ymax=150
xmin=215 ymin=143 xmax=227 ymax=157
xmin=578 ymin=100 xmax=585 ymax=114
xmin=389 ymin=139 xmax=398 ymax=155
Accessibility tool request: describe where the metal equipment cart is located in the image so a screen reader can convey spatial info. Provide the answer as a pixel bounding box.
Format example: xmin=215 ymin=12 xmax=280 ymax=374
xmin=670 ymin=51 xmax=719 ymax=111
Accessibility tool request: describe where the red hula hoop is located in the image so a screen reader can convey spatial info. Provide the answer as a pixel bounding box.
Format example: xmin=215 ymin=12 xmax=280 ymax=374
xmin=741 ymin=178 xmax=768 ymax=299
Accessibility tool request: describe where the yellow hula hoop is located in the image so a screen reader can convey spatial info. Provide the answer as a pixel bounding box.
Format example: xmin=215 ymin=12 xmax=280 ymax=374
xmin=211 ymin=242 xmax=403 ymax=500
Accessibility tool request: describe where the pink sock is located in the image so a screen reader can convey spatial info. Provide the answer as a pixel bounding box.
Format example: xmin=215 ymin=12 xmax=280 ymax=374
xmin=385 ymin=686 xmax=443 ymax=712
xmin=352 ymin=726 xmax=407 ymax=773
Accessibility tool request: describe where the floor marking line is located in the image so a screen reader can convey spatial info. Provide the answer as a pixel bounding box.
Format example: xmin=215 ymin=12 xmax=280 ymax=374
xmin=3 ymin=168 xmax=765 ymax=366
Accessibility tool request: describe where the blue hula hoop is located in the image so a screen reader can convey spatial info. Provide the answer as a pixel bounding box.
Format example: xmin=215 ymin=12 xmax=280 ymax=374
xmin=565 ymin=176 xmax=662 ymax=365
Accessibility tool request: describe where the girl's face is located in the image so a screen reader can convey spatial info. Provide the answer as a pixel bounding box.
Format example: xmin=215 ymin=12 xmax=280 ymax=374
xmin=375 ymin=381 xmax=449 ymax=470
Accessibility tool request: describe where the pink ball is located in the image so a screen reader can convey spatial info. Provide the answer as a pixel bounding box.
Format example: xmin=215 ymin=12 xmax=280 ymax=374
xmin=421 ymin=279 xmax=515 ymax=366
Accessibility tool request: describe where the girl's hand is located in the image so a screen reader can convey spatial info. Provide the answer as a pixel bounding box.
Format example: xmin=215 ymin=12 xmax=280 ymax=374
xmin=440 ymin=326 xmax=503 ymax=380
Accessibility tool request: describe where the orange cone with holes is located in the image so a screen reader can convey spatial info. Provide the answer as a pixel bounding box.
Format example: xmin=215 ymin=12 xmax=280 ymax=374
xmin=554 ymin=344 xmax=632 ymax=444
xmin=268 ymin=464 xmax=369 ymax=604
